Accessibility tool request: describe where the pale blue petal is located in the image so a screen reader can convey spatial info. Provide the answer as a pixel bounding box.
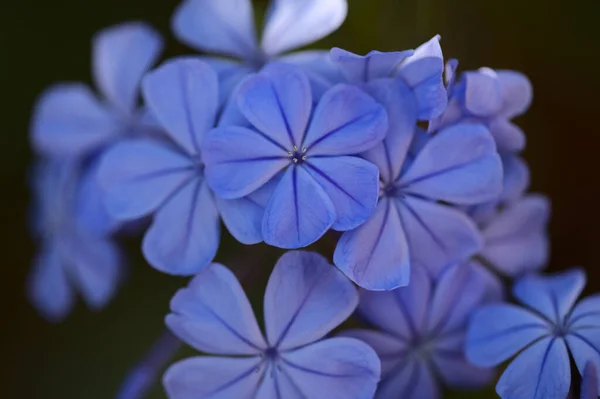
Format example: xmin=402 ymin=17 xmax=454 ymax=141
xmin=330 ymin=48 xmax=413 ymax=83
xmin=463 ymin=68 xmax=503 ymax=116
xmin=581 ymin=363 xmax=599 ymax=399
xmin=496 ymin=337 xmax=570 ymax=399
xmin=333 ymin=197 xmax=410 ymax=290
xmin=163 ymin=356 xmax=264 ymax=399
xmin=513 ymin=268 xmax=586 ymax=324
xmin=31 ymin=84 xmax=120 ymax=156
xmin=202 ymin=126 xmax=289 ymax=199
xmin=488 ymin=119 xmax=527 ymax=153
xmin=166 ymin=263 xmax=266 ymax=354
xmin=303 ymin=84 xmax=388 ymax=156
xmin=98 ymin=139 xmax=196 ymax=220
xmin=197 ymin=57 xmax=253 ymax=106
xmin=566 ymin=334 xmax=600 ymax=396
xmin=567 ymin=294 xmax=600 ymax=331
xmin=171 ymin=0 xmax=258 ymax=59
xmin=254 ymin=365 xmax=304 ymax=399
xmin=396 ymin=35 xmax=447 ymax=120
xmin=304 ymin=156 xmax=379 ymax=231
xmin=279 ymin=50 xmax=345 ymax=86
xmin=262 ymin=166 xmax=336 ymax=249
xmin=469 ymin=260 xmax=506 ymax=303
xmin=142 ymin=58 xmax=219 ymax=155
xmin=466 ymin=304 xmax=550 ymax=367
xmin=340 ymin=330 xmax=406 ymax=375
xmin=496 ymin=70 xmax=533 ymax=118
xmin=280 ymin=338 xmax=380 ymax=399
xmin=376 ymin=357 xmax=441 ymax=399
xmin=27 ymin=244 xmax=75 ymax=322
xmin=500 ymin=154 xmax=530 ymax=203
xmin=237 ymin=63 xmax=312 ymax=149
xmin=261 ymin=0 xmax=347 ymax=56
xmin=481 ymin=194 xmax=551 ymax=276
xmin=361 ymin=78 xmax=418 ymax=183
xmin=264 ymin=251 xmax=357 ymax=350
xmin=398 ymin=123 xmax=502 ymax=204
xmin=93 ymin=22 xmax=163 ymax=114
xmin=397 ymin=196 xmax=483 ymax=278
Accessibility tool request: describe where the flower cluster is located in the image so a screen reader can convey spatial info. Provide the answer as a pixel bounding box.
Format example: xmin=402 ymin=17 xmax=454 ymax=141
xmin=28 ymin=0 xmax=598 ymax=398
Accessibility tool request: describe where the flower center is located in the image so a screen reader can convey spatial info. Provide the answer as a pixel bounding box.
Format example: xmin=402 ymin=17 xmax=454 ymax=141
xmin=263 ymin=347 xmax=279 ymax=361
xmin=381 ymin=183 xmax=404 ymax=198
xmin=552 ymin=323 xmax=569 ymax=338
xmin=288 ymin=146 xmax=308 ymax=165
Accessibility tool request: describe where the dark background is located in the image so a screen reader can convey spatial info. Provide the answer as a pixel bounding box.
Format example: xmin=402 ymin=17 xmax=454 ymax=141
xmin=2 ymin=0 xmax=599 ymax=398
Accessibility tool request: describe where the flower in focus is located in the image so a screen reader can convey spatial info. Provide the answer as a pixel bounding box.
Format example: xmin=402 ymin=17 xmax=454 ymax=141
xmin=344 ymin=263 xmax=500 ymax=399
xmin=203 ymin=63 xmax=388 ymax=249
xmin=172 ymin=0 xmax=348 ymax=102
xmin=28 ymin=160 xmax=123 ymax=322
xmin=466 ymin=268 xmax=600 ymax=399
xmin=332 ymin=77 xmax=502 ymax=290
xmin=163 ymin=251 xmax=380 ymax=399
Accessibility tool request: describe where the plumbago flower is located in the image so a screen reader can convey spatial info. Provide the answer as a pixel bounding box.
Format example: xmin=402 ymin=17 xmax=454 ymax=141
xmin=28 ymin=160 xmax=123 ymax=322
xmin=331 ymin=77 xmax=502 ymax=290
xmin=330 ymin=35 xmax=447 ymax=120
xmin=31 ymin=22 xmax=163 ymax=157
xmin=203 ymin=63 xmax=388 ymax=249
xmin=466 ymin=269 xmax=600 ymax=399
xmin=172 ymin=0 xmax=347 ymax=101
xmin=163 ymin=251 xmax=380 ymax=399
xmin=343 ymin=263 xmax=500 ymax=399
xmin=99 ymin=58 xmax=270 ymax=275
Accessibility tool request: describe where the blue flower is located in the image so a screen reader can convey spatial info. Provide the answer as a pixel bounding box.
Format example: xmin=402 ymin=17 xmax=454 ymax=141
xmin=172 ymin=0 xmax=347 ymax=103
xmin=466 ymin=268 xmax=600 ymax=399
xmin=203 ymin=63 xmax=388 ymax=249
xmin=343 ymin=263 xmax=499 ymax=399
xmin=28 ymin=159 xmax=123 ymax=322
xmin=330 ymin=35 xmax=447 ymax=120
xmin=332 ymin=77 xmax=502 ymax=290
xmin=31 ymin=22 xmax=163 ymax=157
xmin=163 ymin=251 xmax=380 ymax=399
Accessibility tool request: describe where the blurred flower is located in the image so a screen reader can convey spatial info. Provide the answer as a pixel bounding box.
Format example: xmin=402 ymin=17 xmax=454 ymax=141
xmin=331 ymin=35 xmax=447 ymax=120
xmin=163 ymin=251 xmax=380 ymax=399
xmin=343 ymin=263 xmax=499 ymax=399
xmin=31 ymin=22 xmax=163 ymax=157
xmin=466 ymin=268 xmax=600 ymax=399
xmin=333 ymin=77 xmax=502 ymax=290
xmin=172 ymin=0 xmax=347 ymax=103
xmin=580 ymin=363 xmax=599 ymax=399
xmin=203 ymin=63 xmax=387 ymax=249
xmin=28 ymin=159 xmax=123 ymax=322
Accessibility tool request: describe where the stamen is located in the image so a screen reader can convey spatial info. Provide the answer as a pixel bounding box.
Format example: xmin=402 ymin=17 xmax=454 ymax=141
xmin=302 ymin=147 xmax=307 ymax=153
xmin=293 ymin=158 xmax=298 ymax=163
xmin=293 ymin=145 xmax=298 ymax=151
xmin=287 ymin=152 xmax=293 ymax=157
xmin=302 ymin=156 xmax=307 ymax=161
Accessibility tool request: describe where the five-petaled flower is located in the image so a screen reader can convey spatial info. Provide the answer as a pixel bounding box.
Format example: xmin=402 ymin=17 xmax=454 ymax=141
xmin=203 ymin=62 xmax=388 ymax=249
xmin=164 ymin=251 xmax=380 ymax=399
xmin=466 ymin=268 xmax=600 ymax=399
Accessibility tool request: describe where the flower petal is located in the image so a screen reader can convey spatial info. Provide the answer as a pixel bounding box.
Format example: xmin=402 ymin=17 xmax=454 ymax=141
xmin=197 ymin=57 xmax=253 ymax=106
xmin=497 ymin=70 xmax=533 ymax=118
xmin=398 ymin=123 xmax=502 ymax=204
xmin=262 ymin=166 xmax=336 ymax=249
xmin=397 ymin=196 xmax=483 ymax=278
xmin=27 ymin=244 xmax=75 ymax=322
xmin=330 ymin=48 xmax=413 ymax=83
xmin=488 ymin=119 xmax=527 ymax=153
xmin=566 ymin=333 xmax=600 ymax=396
xmin=513 ymin=268 xmax=587 ymax=324
xmin=376 ymin=357 xmax=441 ymax=399
xmin=466 ymin=304 xmax=550 ymax=367
xmin=496 ymin=337 xmax=570 ymax=399
xmin=93 ymin=22 xmax=163 ymax=114
xmin=581 ymin=362 xmax=599 ymax=399
xmin=303 ymin=84 xmax=388 ymax=156
xmin=396 ymin=35 xmax=447 ymax=120
xmin=171 ymin=0 xmax=258 ymax=59
xmin=361 ymin=77 xmax=418 ymax=184
xmin=279 ymin=50 xmax=344 ymax=87
xmin=340 ymin=329 xmax=406 ymax=375
xmin=333 ymin=197 xmax=410 ymax=290
xmin=500 ymin=154 xmax=530 ymax=203
xmin=463 ymin=68 xmax=503 ymax=116
xmin=280 ymin=337 xmax=380 ymax=399
xmin=98 ymin=139 xmax=196 ymax=220
xmin=568 ymin=294 xmax=600 ymax=330
xmin=202 ymin=126 xmax=289 ymax=199
xmin=264 ymin=251 xmax=357 ymax=350
xmin=254 ymin=365 xmax=305 ymax=399
xmin=163 ymin=356 xmax=264 ymax=399
xmin=304 ymin=156 xmax=379 ymax=231
xmin=262 ymin=0 xmax=347 ymax=56
xmin=31 ymin=84 xmax=120 ymax=156
xmin=142 ymin=58 xmax=219 ymax=155
xmin=142 ymin=180 xmax=220 ymax=275
xmin=237 ymin=63 xmax=312 ymax=149
xmin=481 ymin=194 xmax=551 ymax=277
xmin=166 ymin=263 xmax=266 ymax=355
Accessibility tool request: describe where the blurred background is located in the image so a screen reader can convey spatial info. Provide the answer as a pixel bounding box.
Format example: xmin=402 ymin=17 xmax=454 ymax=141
xmin=2 ymin=0 xmax=599 ymax=397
